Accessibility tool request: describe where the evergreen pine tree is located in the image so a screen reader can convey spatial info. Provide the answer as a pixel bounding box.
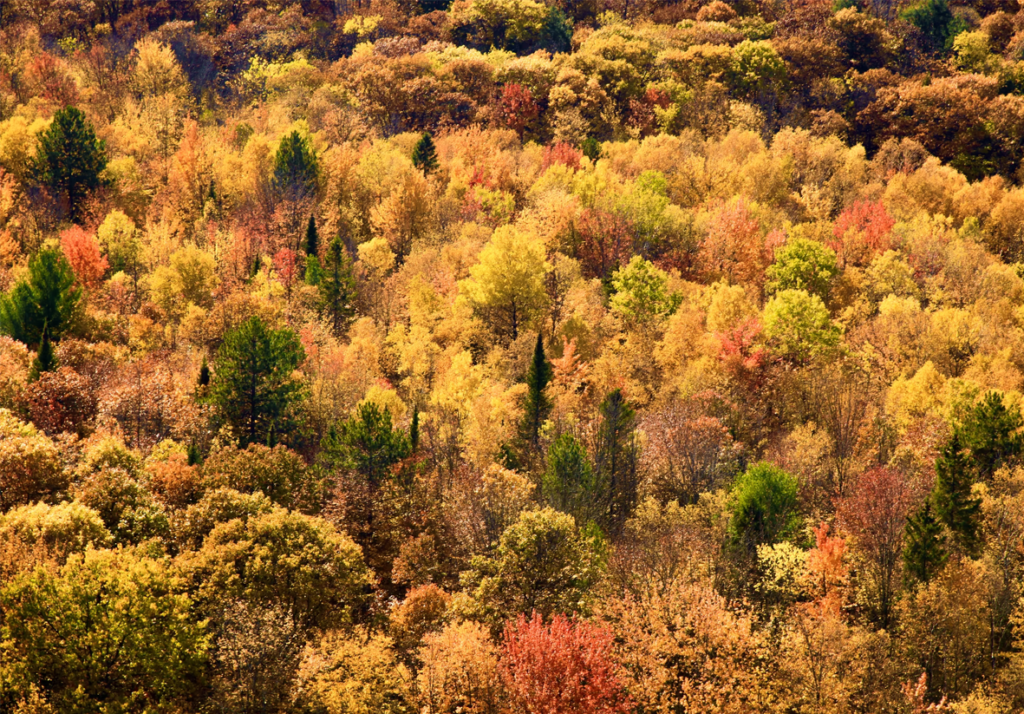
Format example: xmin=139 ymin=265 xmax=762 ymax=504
xmin=319 ymin=237 xmax=356 ymax=334
xmin=412 ymin=132 xmax=439 ymax=173
xmin=958 ymin=391 xmax=1023 ymax=480
xmin=272 ymin=131 xmax=319 ymax=200
xmin=304 ymin=215 xmax=320 ymax=257
xmin=0 ymin=247 xmax=81 ymax=348
xmin=904 ymin=500 xmax=948 ymax=583
xmin=32 ymin=106 xmax=107 ymax=220
xmin=542 ymin=432 xmax=599 ymax=526
xmin=28 ymin=323 xmax=57 ymax=382
xmin=518 ymin=333 xmax=553 ymax=454
xmin=209 ymin=316 xmax=306 ymax=447
xmin=933 ymin=432 xmax=983 ymax=556
xmin=321 ymin=402 xmax=410 ymax=485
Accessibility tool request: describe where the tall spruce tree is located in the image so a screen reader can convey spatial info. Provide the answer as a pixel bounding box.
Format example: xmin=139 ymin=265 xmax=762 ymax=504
xmin=304 ymin=215 xmax=320 ymax=257
xmin=32 ymin=106 xmax=107 ymax=220
xmin=319 ymin=237 xmax=356 ymax=334
xmin=904 ymin=500 xmax=948 ymax=583
xmin=933 ymin=432 xmax=983 ymax=556
xmin=0 ymin=247 xmax=81 ymax=348
xmin=272 ymin=131 xmax=319 ymax=201
xmin=519 ymin=333 xmax=553 ymax=454
xmin=412 ymin=132 xmax=439 ymax=173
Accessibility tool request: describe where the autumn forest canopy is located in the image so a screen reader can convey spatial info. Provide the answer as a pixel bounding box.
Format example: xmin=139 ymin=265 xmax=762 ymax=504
xmin=7 ymin=0 xmax=1024 ymax=712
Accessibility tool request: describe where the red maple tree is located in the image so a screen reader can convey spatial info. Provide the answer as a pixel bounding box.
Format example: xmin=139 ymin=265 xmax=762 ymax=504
xmin=500 ymin=612 xmax=632 ymax=714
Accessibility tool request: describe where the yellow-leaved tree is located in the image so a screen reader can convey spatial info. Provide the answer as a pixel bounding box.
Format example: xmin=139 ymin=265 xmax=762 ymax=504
xmin=459 ymin=225 xmax=549 ymax=342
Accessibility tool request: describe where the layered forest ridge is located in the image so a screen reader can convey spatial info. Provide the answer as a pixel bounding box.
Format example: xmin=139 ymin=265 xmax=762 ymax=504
xmin=4 ymin=0 xmax=1024 ymax=712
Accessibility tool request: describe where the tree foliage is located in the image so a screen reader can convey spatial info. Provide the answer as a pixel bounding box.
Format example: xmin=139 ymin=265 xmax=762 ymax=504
xmin=186 ymin=508 xmax=371 ymax=630
xmin=729 ymin=461 xmax=800 ymax=553
xmin=0 ymin=547 xmax=208 ymax=714
xmin=466 ymin=507 xmax=602 ymax=623
xmin=500 ymin=612 xmax=631 ymax=714
xmin=461 ymin=226 xmax=549 ymax=343
xmin=210 ymin=316 xmax=306 ymax=447
xmin=412 ymin=132 xmax=439 ymax=173
xmin=272 ymin=130 xmax=319 ymax=200
xmin=0 ymin=247 xmax=81 ymax=349
xmin=519 ymin=333 xmax=553 ymax=455
xmin=32 ymin=106 xmax=107 ymax=220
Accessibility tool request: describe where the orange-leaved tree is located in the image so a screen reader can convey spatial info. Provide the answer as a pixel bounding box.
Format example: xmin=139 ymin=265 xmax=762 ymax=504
xmin=500 ymin=612 xmax=632 ymax=714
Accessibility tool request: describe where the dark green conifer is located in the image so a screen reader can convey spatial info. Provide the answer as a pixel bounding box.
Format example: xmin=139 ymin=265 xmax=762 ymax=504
xmin=0 ymin=247 xmax=81 ymax=348
xmin=958 ymin=391 xmax=1023 ymax=480
xmin=209 ymin=316 xmax=306 ymax=447
xmin=28 ymin=324 xmax=57 ymax=382
xmin=32 ymin=106 xmax=107 ymax=220
xmin=304 ymin=215 xmax=320 ymax=257
xmin=904 ymin=500 xmax=948 ymax=583
xmin=518 ymin=333 xmax=553 ymax=454
xmin=412 ymin=132 xmax=439 ymax=173
xmin=543 ymin=432 xmax=599 ymax=525
xmin=319 ymin=237 xmax=356 ymax=334
xmin=593 ymin=388 xmax=639 ymax=536
xmin=272 ymin=131 xmax=319 ymax=199
xmin=933 ymin=432 xmax=983 ymax=556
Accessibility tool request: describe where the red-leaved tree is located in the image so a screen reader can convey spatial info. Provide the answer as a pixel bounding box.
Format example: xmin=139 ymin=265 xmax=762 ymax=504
xmin=60 ymin=225 xmax=109 ymax=288
xmin=542 ymin=142 xmax=582 ymax=171
xmin=273 ymin=248 xmax=299 ymax=294
xmin=830 ymin=200 xmax=895 ymax=268
xmin=500 ymin=612 xmax=632 ymax=714
xmin=500 ymin=83 xmax=540 ymax=140
xmin=836 ymin=466 xmax=916 ymax=628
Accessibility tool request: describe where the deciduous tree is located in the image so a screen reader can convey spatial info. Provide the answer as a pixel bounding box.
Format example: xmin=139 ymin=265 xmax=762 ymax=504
xmin=461 ymin=225 xmax=549 ymax=343
xmin=0 ymin=547 xmax=209 ymax=714
xmin=729 ymin=461 xmax=800 ymax=554
xmin=500 ymin=612 xmax=631 ymax=714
